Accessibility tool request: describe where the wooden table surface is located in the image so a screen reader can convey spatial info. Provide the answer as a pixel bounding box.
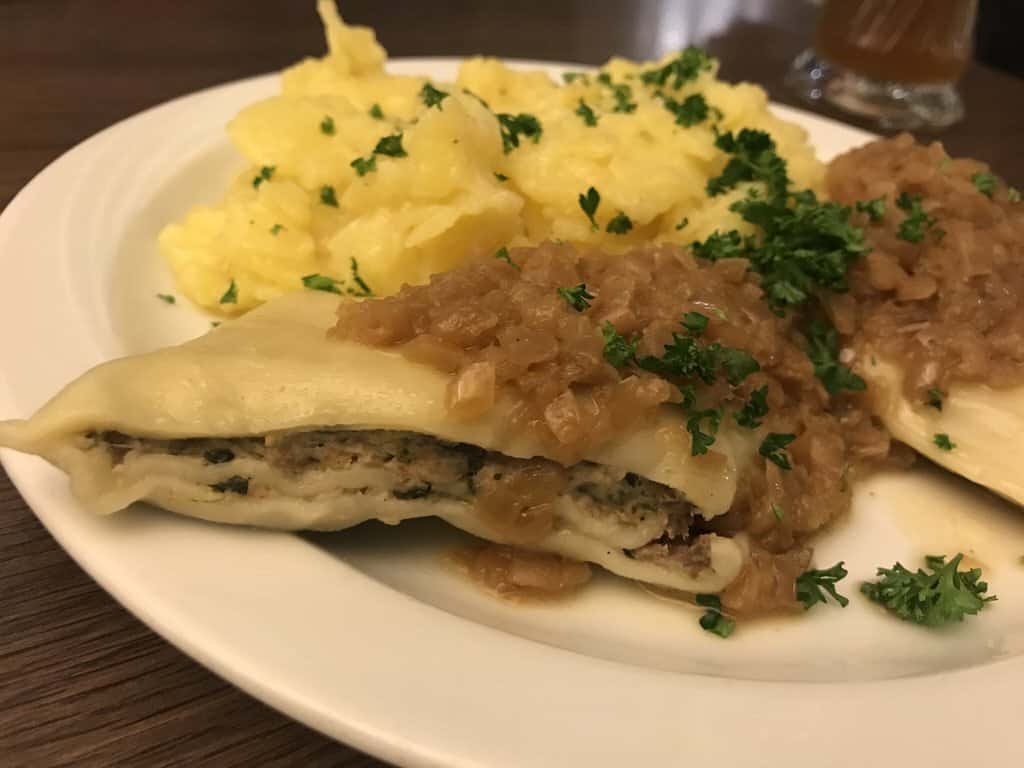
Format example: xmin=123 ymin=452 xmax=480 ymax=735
xmin=2 ymin=2 xmax=1022 ymax=766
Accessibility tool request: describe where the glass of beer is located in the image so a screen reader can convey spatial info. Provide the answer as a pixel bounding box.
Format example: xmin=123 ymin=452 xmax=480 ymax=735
xmin=787 ymin=0 xmax=978 ymax=129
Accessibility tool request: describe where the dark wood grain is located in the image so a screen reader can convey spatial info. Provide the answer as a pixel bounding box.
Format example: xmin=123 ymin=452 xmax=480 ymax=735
xmin=2 ymin=2 xmax=1022 ymax=767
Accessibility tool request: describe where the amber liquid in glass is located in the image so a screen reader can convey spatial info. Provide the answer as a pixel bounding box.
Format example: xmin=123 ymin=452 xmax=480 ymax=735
xmin=815 ymin=0 xmax=976 ymax=84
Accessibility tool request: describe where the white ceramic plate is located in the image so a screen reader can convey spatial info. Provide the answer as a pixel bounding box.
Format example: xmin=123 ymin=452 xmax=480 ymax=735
xmin=2 ymin=59 xmax=1024 ymax=767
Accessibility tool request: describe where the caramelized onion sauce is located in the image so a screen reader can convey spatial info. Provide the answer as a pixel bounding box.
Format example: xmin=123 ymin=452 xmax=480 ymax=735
xmin=450 ymin=544 xmax=593 ymax=601
xmin=828 ymin=133 xmax=1024 ymax=398
xmin=334 ymin=243 xmax=890 ymax=612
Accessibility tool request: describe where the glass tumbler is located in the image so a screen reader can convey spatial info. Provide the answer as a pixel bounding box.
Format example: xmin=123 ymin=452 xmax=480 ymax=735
xmin=787 ymin=0 xmax=978 ymax=130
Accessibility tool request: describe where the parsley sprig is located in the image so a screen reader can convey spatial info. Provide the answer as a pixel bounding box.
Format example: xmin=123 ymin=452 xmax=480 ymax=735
xmin=895 ymin=192 xmax=937 ymax=243
xmin=640 ymin=47 xmax=713 ymax=88
xmin=759 ymin=432 xmax=795 ymax=470
xmin=795 ymin=562 xmax=850 ymax=609
xmin=706 ymin=129 xmax=788 ymax=202
xmin=498 ymin=113 xmax=543 ymax=153
xmin=420 ymin=82 xmax=449 ymax=110
xmin=861 ymin=553 xmax=996 ymax=626
xmin=696 ymin=593 xmax=735 ymax=638
xmin=557 ymin=283 xmax=594 ymax=312
xmin=578 ymin=186 xmax=601 ymax=229
xmin=806 ymin=320 xmax=865 ymax=394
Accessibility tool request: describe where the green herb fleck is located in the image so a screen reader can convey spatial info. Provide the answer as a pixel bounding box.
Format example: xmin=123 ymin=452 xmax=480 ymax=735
xmin=420 ymin=82 xmax=449 ymax=110
xmin=699 ymin=609 xmax=735 ymax=638
xmin=494 ymin=246 xmax=519 ymax=270
xmin=687 ymin=408 xmax=722 ymax=456
xmin=301 ymin=273 xmax=343 ymax=294
xmin=972 ymin=172 xmax=997 ymax=198
xmin=320 ymin=185 xmax=339 ymax=207
xmin=675 ymin=217 xmax=689 ymax=231
xmin=349 ymin=258 xmax=373 ymax=297
xmin=252 ymin=165 xmax=275 ymax=189
xmin=562 ymin=72 xmax=589 ymax=84
xmin=760 ymin=432 xmax=795 ymax=470
xmin=498 ymin=113 xmax=543 ymax=153
xmin=640 ymin=47 xmax=713 ymax=88
xmin=219 ymin=279 xmax=238 ymax=305
xmin=926 ymin=388 xmax=944 ymax=411
xmin=575 ymin=99 xmax=598 ymax=126
xmin=896 ymin=192 xmax=936 ymax=243
xmin=601 ymin=322 xmax=638 ymax=367
xmin=606 ymin=211 xmax=633 ymax=235
xmin=270 ymin=223 xmax=285 ymax=235
xmin=320 ymin=115 xmax=336 ymax=135
xmin=494 ymin=172 xmax=509 ymax=182
xmin=558 ymin=283 xmax=594 ymax=312
xmin=204 ymin=448 xmax=235 ymax=465
xmin=861 ymin=553 xmax=996 ymax=626
xmin=578 ymin=186 xmax=601 ymax=230
xmin=369 ymin=103 xmax=384 ymax=119
xmin=734 ymin=385 xmax=769 ymax=429
xmin=771 ymin=503 xmax=785 ymax=521
xmin=595 ymin=73 xmax=637 ymax=113
xmin=210 ymin=321 xmax=221 ymax=328
xmin=351 ymin=155 xmax=377 ymax=176
xmin=934 ymin=433 xmax=955 ymax=451
xmin=662 ymin=93 xmax=709 ymax=127
xmin=681 ymin=311 xmax=708 ymax=336
xmin=855 ymin=196 xmax=886 ymax=222
xmin=374 ymin=132 xmax=407 ymax=158
xmin=796 ymin=562 xmax=850 ymax=609
xmin=806 ymin=320 xmax=866 ymax=395
xmin=1009 ymin=187 xmax=1021 ymax=203
xmin=691 ymin=229 xmax=750 ymax=262
xmin=156 ymin=293 xmax=176 ymax=305
xmin=706 ymin=129 xmax=788 ymax=201
xmin=210 ymin=475 xmax=249 ymax=495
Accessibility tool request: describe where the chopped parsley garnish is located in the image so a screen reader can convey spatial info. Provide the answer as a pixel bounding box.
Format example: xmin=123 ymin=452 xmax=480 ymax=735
xmin=578 ymin=186 xmax=601 ymax=229
xmin=696 ymin=593 xmax=735 ymax=638
xmin=855 ymin=196 xmax=886 ymax=222
xmin=861 ymin=553 xmax=995 ymax=626
xmin=734 ymin=385 xmax=769 ymax=428
xmin=771 ymin=503 xmax=785 ymax=521
xmin=681 ymin=311 xmax=708 ymax=335
xmin=575 ymin=99 xmax=598 ymax=126
xmin=270 ymin=223 xmax=285 ymax=235
xmin=320 ymin=185 xmax=339 ymax=207
xmin=210 ymin=321 xmax=221 ymax=328
xmin=601 ymin=322 xmax=638 ymax=367
xmin=638 ymin=324 xmax=759 ymax=387
xmin=662 ymin=93 xmax=709 ymax=127
xmin=687 ymin=408 xmax=722 ymax=456
xmin=971 ymin=171 xmax=997 ymax=198
xmin=494 ymin=172 xmax=509 ymax=182
xmin=557 ymin=283 xmax=594 ymax=312
xmin=369 ymin=103 xmax=384 ymax=119
xmin=349 ymin=258 xmax=373 ymax=297
xmin=156 ymin=293 xmax=176 ymax=305
xmin=606 ymin=211 xmax=633 ymax=235
xmin=895 ymin=192 xmax=936 ymax=243
xmin=252 ymin=165 xmax=275 ymax=189
xmin=718 ymin=348 xmax=760 ymax=386
xmin=320 ymin=115 xmax=336 ymax=135
xmin=203 ymin=448 xmax=235 ymax=465
xmin=595 ymin=73 xmax=637 ymax=113
xmin=675 ymin=217 xmax=689 ymax=231
xmin=1009 ymin=187 xmax=1022 ymax=203
xmin=374 ymin=132 xmax=407 ymax=157
xmin=301 ymin=273 xmax=343 ymax=294
xmin=351 ymin=155 xmax=377 ymax=176
xmin=759 ymin=432 xmax=795 ymax=470
xmin=926 ymin=387 xmax=944 ymax=411
xmin=640 ymin=47 xmax=713 ymax=88
xmin=729 ymin=190 xmax=868 ymax=313
xmin=806 ymin=320 xmax=866 ymax=394
xmin=562 ymin=72 xmax=589 ymax=84
xmin=691 ymin=229 xmax=749 ymax=261
xmin=706 ymin=129 xmax=788 ymax=201
xmin=420 ymin=82 xmax=449 ymax=110
xmin=494 ymin=246 xmax=520 ymax=269
xmin=219 ymin=279 xmax=238 ymax=305
xmin=795 ymin=562 xmax=850 ymax=609
xmin=210 ymin=475 xmax=249 ymax=495
xmin=933 ymin=433 xmax=955 ymax=451
xmin=498 ymin=113 xmax=543 ymax=153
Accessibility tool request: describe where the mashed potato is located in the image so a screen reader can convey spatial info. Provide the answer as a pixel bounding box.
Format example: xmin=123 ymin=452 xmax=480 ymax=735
xmin=160 ymin=0 xmax=825 ymax=314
